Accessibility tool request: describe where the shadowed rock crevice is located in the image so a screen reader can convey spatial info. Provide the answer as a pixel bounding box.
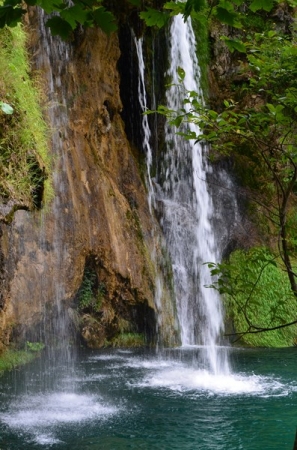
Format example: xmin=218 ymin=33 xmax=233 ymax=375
xmin=75 ymin=254 xmax=157 ymax=348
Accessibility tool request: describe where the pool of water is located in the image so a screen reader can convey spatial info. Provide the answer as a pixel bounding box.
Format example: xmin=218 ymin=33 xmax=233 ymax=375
xmin=0 ymin=347 xmax=296 ymax=449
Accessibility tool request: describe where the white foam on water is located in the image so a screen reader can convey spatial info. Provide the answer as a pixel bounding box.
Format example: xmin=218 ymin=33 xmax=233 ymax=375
xmin=0 ymin=392 xmax=118 ymax=445
xmin=34 ymin=433 xmax=62 ymax=446
xmin=88 ymin=354 xmax=125 ymax=361
xmin=116 ymin=350 xmax=133 ymax=354
xmin=134 ymin=367 xmax=291 ymax=397
xmin=123 ymin=358 xmax=184 ymax=370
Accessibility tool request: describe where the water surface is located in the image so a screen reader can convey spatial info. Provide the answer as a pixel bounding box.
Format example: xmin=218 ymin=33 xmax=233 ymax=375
xmin=0 ymin=347 xmax=296 ymax=449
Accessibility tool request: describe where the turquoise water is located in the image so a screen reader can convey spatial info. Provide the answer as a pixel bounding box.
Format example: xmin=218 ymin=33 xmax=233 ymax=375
xmin=0 ymin=347 xmax=296 ymax=449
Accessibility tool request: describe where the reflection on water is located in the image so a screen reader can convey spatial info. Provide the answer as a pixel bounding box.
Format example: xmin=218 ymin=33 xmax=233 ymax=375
xmin=0 ymin=347 xmax=296 ymax=449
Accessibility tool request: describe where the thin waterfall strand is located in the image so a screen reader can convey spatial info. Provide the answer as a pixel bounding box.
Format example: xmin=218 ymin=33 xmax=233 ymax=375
xmin=134 ymin=34 xmax=167 ymax=343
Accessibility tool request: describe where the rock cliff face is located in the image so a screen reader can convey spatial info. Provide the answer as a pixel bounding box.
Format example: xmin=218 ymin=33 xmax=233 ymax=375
xmin=0 ymin=9 xmax=179 ymax=352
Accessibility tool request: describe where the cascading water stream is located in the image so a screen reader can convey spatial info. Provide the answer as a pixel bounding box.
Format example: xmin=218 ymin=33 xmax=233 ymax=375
xmin=34 ymin=10 xmax=74 ymax=369
xmin=134 ymin=17 xmax=230 ymax=374
xmin=134 ymin=35 xmax=155 ymax=215
xmin=163 ymin=15 xmax=230 ymax=374
xmin=162 ymin=15 xmax=230 ymax=374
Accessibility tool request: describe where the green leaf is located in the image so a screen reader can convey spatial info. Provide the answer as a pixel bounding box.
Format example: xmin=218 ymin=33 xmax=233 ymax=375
xmin=164 ymin=1 xmax=185 ymax=15
xmin=36 ymin=0 xmax=59 ymax=14
xmin=46 ymin=16 xmax=73 ymax=39
xmin=60 ymin=4 xmax=87 ymax=28
xmin=183 ymin=0 xmax=205 ymax=19
xmin=222 ymin=37 xmax=246 ymax=53
xmin=0 ymin=5 xmax=24 ymax=27
xmin=266 ymin=103 xmax=276 ymax=114
xmin=176 ymin=130 xmax=197 ymax=139
xmin=140 ymin=8 xmax=170 ymax=28
xmin=208 ymin=110 xmax=218 ymax=119
xmin=249 ymin=0 xmax=274 ymax=12
xmin=177 ymin=66 xmax=185 ymax=81
xmin=172 ymin=116 xmax=183 ymax=127
xmin=275 ymin=104 xmax=284 ymax=113
xmin=92 ymin=7 xmax=117 ymax=34
xmin=215 ymin=6 xmax=242 ymax=28
xmin=0 ymin=101 xmax=14 ymax=114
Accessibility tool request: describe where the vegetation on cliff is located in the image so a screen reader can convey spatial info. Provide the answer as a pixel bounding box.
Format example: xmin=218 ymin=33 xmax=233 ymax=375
xmin=0 ymin=23 xmax=52 ymax=215
xmin=0 ymin=342 xmax=44 ymax=372
xmin=75 ymin=264 xmax=148 ymax=348
xmin=208 ymin=248 xmax=297 ymax=347
xmin=143 ymin=0 xmax=297 ymax=345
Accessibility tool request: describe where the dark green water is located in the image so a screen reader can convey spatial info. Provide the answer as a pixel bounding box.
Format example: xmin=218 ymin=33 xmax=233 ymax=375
xmin=0 ymin=347 xmax=296 ymax=449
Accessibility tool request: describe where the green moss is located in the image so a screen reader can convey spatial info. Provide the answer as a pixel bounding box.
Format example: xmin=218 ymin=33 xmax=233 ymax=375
xmin=106 ymin=333 xmax=145 ymax=348
xmin=224 ymin=247 xmax=297 ymax=347
xmin=0 ymin=24 xmax=53 ymax=207
xmin=77 ymin=268 xmax=106 ymax=314
xmin=126 ymin=208 xmax=144 ymax=242
xmin=0 ymin=349 xmax=37 ymax=372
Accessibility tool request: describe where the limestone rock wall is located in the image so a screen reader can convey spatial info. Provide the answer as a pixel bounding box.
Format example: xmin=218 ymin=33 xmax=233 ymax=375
xmin=0 ymin=10 xmax=179 ymax=351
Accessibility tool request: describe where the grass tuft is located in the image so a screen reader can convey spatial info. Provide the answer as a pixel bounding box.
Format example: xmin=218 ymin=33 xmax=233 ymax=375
xmin=0 ymin=349 xmax=37 ymax=372
xmin=106 ymin=333 xmax=145 ymax=348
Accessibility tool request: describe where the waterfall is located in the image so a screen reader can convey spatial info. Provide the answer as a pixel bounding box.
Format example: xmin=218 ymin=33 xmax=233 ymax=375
xmin=134 ymin=16 xmax=231 ymax=373
xmin=162 ymin=15 xmax=230 ymax=373
xmin=31 ymin=10 xmax=75 ymax=367
xmin=161 ymin=15 xmax=230 ymax=373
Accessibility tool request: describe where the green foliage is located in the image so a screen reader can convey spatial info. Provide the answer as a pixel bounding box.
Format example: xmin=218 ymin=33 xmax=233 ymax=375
xmin=0 ymin=25 xmax=52 ymax=207
xmin=0 ymin=0 xmax=281 ymax=38
xmin=215 ymin=3 xmax=242 ymax=29
xmin=221 ymin=37 xmax=246 ymax=53
xmin=26 ymin=341 xmax=45 ymax=352
xmin=0 ymin=348 xmax=37 ymax=372
xmin=139 ymin=7 xmax=170 ymax=28
xmin=106 ymin=333 xmax=145 ymax=348
xmin=249 ymin=0 xmax=275 ymax=12
xmin=208 ymin=248 xmax=297 ymax=347
xmin=0 ymin=0 xmax=117 ymax=39
xmin=140 ymin=0 xmax=273 ymax=30
xmin=77 ymin=269 xmax=106 ymax=314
